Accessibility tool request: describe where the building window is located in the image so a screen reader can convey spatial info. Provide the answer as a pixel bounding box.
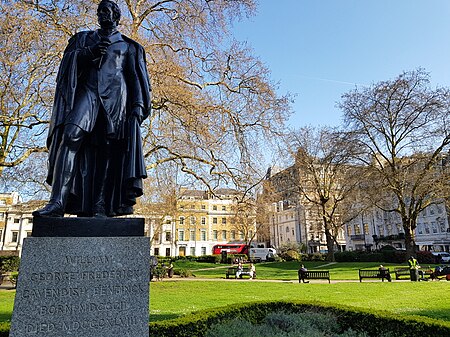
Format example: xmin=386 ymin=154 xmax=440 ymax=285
xmin=347 ymin=225 xmax=352 ymax=236
xmin=201 ymin=204 xmax=206 ymax=210
xmin=178 ymin=230 xmax=184 ymax=241
xmin=11 ymin=231 xmax=19 ymax=243
xmin=222 ymin=206 xmax=226 ymax=211
xmin=201 ymin=247 xmax=206 ymax=256
xmin=201 ymin=217 xmax=206 ymax=225
xmin=165 ymin=231 xmax=171 ymax=241
xmin=417 ymin=224 xmax=423 ymax=234
xmin=26 ymin=231 xmax=32 ymax=238
xmin=165 ymin=248 xmax=171 ymax=257
xmin=212 ymin=230 xmax=218 ymax=240
xmin=190 ymin=247 xmax=195 ymax=256
xmin=179 ymin=217 xmax=185 ymax=225
xmin=190 ymin=230 xmax=195 ymax=241
xmin=201 ymin=230 xmax=206 ymax=241
xmin=222 ymin=217 xmax=227 ymax=224
xmin=154 ymin=248 xmax=160 ymax=256
xmin=239 ymin=231 xmax=244 ymax=240
xmin=190 ymin=216 xmax=195 ymax=225
xmin=355 ymin=225 xmax=361 ymax=235
xmin=432 ymin=222 xmax=438 ymax=233
xmin=221 ymin=230 xmax=227 ymax=240
xmin=286 ymin=226 xmax=289 ymax=233
xmin=213 ymin=217 xmax=218 ymax=224
xmin=424 ymin=224 xmax=430 ymax=234
xmin=0 ymin=212 xmax=4 ymax=220
xmin=230 ymin=230 xmax=236 ymax=240
xmin=213 ymin=205 xmax=217 ymax=211
xmin=364 ymin=223 xmax=369 ymax=234
xmin=14 ymin=218 xmax=20 ymax=224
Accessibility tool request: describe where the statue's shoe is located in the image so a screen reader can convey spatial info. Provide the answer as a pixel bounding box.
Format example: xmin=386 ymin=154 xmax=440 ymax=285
xmin=32 ymin=203 xmax=64 ymax=217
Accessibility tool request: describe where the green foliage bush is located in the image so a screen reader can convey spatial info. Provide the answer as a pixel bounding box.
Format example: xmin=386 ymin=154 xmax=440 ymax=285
xmin=149 ymin=301 xmax=450 ymax=337
xmin=175 ymin=268 xmax=193 ymax=278
xmin=334 ymin=250 xmax=407 ymax=263
xmin=196 ymin=255 xmax=221 ymax=264
xmin=227 ymin=254 xmax=247 ymax=263
xmin=206 ymin=311 xmax=368 ymax=337
xmin=304 ymin=253 xmax=327 ymax=261
xmin=0 ymin=322 xmax=10 ymax=337
xmin=279 ymin=250 xmax=302 ymax=262
xmin=0 ymin=256 xmax=20 ymax=273
xmin=417 ymin=250 xmax=435 ymax=264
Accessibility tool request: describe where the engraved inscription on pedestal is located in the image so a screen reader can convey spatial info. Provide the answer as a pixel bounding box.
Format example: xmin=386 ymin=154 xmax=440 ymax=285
xmin=9 ymin=237 xmax=150 ymax=337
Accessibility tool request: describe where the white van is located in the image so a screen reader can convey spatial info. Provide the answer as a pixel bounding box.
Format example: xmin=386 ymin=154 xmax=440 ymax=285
xmin=249 ymin=248 xmax=277 ymax=262
xmin=432 ymin=252 xmax=450 ymax=263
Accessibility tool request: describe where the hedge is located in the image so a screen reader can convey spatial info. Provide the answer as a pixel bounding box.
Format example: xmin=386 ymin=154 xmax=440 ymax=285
xmin=0 ymin=256 xmax=20 ymax=273
xmin=2 ymin=301 xmax=450 ymax=336
xmin=149 ymin=301 xmax=450 ymax=337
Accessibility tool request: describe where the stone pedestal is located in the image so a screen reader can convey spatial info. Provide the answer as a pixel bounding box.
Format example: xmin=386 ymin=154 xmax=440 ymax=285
xmin=9 ymin=218 xmax=150 ymax=337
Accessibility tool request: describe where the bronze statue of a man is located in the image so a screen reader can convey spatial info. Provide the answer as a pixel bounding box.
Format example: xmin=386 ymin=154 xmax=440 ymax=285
xmin=34 ymin=0 xmax=151 ymax=218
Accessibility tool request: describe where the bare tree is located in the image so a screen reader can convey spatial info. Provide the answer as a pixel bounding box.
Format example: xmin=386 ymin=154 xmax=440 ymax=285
xmin=284 ymin=126 xmax=363 ymax=261
xmin=339 ymin=69 xmax=450 ymax=257
xmin=10 ymin=0 xmax=290 ymax=196
xmin=0 ymin=1 xmax=62 ymax=177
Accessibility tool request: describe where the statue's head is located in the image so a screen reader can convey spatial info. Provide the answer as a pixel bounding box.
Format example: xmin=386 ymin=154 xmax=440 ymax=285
xmin=97 ymin=0 xmax=121 ymax=27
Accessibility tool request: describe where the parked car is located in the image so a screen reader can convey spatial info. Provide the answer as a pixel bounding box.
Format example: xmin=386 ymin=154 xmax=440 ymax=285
xmin=432 ymin=252 xmax=450 ymax=263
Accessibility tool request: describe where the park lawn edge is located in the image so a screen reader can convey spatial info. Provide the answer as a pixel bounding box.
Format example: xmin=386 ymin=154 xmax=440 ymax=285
xmin=148 ymin=300 xmax=450 ymax=337
xmin=2 ymin=300 xmax=449 ymax=336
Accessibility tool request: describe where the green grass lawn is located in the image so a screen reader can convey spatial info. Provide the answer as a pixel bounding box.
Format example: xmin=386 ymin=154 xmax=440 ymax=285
xmin=180 ymin=260 xmax=431 ymax=280
xmin=148 ymin=280 xmax=450 ymax=324
xmin=1 ymin=261 xmax=449 ymax=327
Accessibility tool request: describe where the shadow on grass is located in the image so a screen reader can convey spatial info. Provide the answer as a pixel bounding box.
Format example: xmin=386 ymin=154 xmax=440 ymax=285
xmin=411 ymin=308 xmax=450 ymax=322
xmin=150 ymin=313 xmax=181 ymax=322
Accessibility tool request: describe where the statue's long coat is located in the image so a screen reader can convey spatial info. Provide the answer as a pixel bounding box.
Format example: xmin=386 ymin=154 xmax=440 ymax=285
xmin=46 ymin=30 xmax=151 ymax=216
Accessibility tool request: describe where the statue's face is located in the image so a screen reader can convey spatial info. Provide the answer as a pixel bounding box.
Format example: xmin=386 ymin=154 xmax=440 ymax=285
xmin=97 ymin=3 xmax=116 ymax=28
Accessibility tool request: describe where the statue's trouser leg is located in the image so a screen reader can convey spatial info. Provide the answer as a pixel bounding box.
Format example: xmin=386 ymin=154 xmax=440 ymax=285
xmin=49 ymin=124 xmax=85 ymax=209
xmin=92 ymin=139 xmax=112 ymax=216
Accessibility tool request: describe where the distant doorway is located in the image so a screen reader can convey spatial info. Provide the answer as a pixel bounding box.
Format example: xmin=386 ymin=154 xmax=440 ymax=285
xmin=179 ymin=246 xmax=186 ymax=256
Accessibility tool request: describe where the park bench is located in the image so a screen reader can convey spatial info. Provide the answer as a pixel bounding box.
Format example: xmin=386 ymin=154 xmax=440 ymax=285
xmin=225 ymin=266 xmax=255 ymax=279
xmin=394 ymin=267 xmax=410 ymax=280
xmin=395 ymin=267 xmax=436 ymax=280
xmin=298 ymin=270 xmax=330 ymax=283
xmin=359 ymin=269 xmax=391 ymax=282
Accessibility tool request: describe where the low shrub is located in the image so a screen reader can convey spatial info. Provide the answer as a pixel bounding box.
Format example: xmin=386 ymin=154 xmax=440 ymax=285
xmin=417 ymin=251 xmax=435 ymax=264
xmin=175 ymin=268 xmax=193 ymax=278
xmin=196 ymin=255 xmax=221 ymax=264
xmin=149 ymin=301 xmax=450 ymax=337
xmin=334 ymin=250 xmax=407 ymax=263
xmin=0 ymin=322 xmax=10 ymax=337
xmin=206 ymin=311 xmax=366 ymax=337
xmin=0 ymin=256 xmax=20 ymax=273
xmin=279 ymin=250 xmax=301 ymax=262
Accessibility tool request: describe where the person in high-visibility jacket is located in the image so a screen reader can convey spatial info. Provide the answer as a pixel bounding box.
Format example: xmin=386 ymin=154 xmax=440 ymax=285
xmin=408 ymin=256 xmax=419 ymax=281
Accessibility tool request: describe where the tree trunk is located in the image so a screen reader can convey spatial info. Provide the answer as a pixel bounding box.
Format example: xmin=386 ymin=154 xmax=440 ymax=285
xmin=325 ymin=227 xmax=335 ymax=262
xmin=404 ymin=224 xmax=417 ymax=258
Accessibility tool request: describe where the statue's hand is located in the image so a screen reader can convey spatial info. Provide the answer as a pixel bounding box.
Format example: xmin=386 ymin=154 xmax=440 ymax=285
xmin=90 ymin=39 xmax=111 ymax=58
xmin=132 ymin=107 xmax=144 ymax=125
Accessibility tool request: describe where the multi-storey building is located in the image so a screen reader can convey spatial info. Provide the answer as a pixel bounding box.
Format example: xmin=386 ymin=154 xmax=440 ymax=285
xmin=344 ymin=203 xmax=450 ymax=252
xmin=267 ymin=165 xmax=346 ymax=253
xmin=147 ymin=188 xmax=257 ymax=257
xmin=0 ymin=198 xmax=45 ymax=254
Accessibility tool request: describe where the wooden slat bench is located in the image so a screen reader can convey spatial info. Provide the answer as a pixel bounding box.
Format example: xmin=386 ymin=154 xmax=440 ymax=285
xmin=359 ymin=269 xmax=391 ymax=282
xmin=225 ymin=266 xmax=254 ymax=279
xmin=298 ymin=270 xmax=330 ymax=283
xmin=394 ymin=267 xmax=410 ymax=280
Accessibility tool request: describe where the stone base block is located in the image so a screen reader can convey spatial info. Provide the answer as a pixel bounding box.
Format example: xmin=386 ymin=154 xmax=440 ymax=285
xmin=9 ymin=236 xmax=150 ymax=337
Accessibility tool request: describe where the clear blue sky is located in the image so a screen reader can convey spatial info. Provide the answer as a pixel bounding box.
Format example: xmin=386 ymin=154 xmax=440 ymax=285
xmin=232 ymin=0 xmax=450 ymax=128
